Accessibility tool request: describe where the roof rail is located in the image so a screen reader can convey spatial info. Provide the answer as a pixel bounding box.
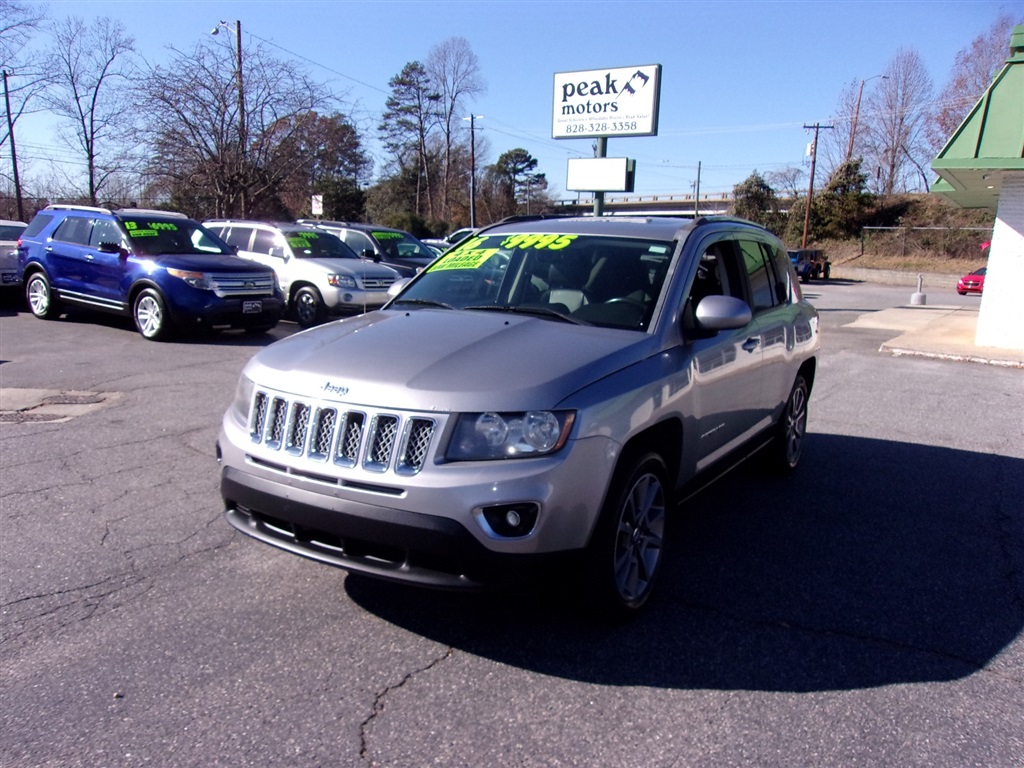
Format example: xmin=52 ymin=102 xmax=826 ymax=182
xmin=115 ymin=208 xmax=188 ymax=218
xmin=45 ymin=204 xmax=112 ymax=214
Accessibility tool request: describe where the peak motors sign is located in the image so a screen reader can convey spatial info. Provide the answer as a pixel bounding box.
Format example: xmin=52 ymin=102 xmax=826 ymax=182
xmin=552 ymin=64 xmax=661 ymax=140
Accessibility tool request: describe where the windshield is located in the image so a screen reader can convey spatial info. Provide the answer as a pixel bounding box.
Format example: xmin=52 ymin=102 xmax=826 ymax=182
xmin=284 ymin=230 xmax=359 ymax=259
xmin=120 ymin=217 xmax=232 ymax=256
xmin=391 ymin=232 xmax=674 ymax=331
xmin=371 ymin=230 xmax=434 ymax=259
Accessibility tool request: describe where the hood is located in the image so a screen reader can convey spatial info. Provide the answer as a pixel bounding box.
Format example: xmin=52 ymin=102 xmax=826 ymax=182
xmin=247 ymin=308 xmax=657 ymax=412
xmin=143 ymin=252 xmax=273 ymax=273
xmin=294 ymin=257 xmax=397 ymax=279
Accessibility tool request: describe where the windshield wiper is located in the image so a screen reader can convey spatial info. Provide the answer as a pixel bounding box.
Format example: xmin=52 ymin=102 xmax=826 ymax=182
xmin=392 ymin=298 xmax=454 ymax=310
xmin=463 ymin=304 xmax=587 ymax=325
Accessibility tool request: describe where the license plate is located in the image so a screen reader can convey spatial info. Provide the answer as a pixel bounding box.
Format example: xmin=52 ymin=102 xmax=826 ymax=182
xmin=242 ymin=300 xmax=262 ymax=314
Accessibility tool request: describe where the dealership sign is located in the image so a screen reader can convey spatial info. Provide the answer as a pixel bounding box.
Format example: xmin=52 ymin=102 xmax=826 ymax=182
xmin=552 ymin=64 xmax=661 ymax=140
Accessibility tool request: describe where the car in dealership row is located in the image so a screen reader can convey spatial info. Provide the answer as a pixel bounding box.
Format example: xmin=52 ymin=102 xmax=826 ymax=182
xmin=204 ymin=220 xmax=400 ymax=327
xmin=218 ymin=215 xmax=820 ymax=615
xmin=1 ymin=218 xmax=28 ymax=287
xmin=17 ymin=205 xmax=284 ymax=340
xmin=297 ymin=220 xmax=437 ymax=277
xmin=956 ymin=266 xmax=986 ymax=295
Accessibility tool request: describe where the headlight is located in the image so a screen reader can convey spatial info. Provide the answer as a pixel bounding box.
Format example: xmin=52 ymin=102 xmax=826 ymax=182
xmin=446 ymin=410 xmax=575 ymax=460
xmin=230 ymin=374 xmax=255 ymax=428
xmin=167 ymin=268 xmax=212 ymax=290
xmin=327 ymin=274 xmax=357 ymax=289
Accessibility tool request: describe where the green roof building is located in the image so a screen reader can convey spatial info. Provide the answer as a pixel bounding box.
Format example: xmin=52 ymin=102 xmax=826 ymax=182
xmin=931 ymin=24 xmax=1024 ymax=351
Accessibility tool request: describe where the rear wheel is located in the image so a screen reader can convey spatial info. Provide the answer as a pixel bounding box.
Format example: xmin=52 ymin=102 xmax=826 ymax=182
xmin=294 ymin=286 xmax=326 ymax=328
xmin=26 ymin=272 xmax=61 ymax=319
xmin=822 ymin=263 xmax=831 ymax=279
xmin=585 ymin=453 xmax=669 ymax=617
xmin=769 ymin=374 xmax=809 ymax=471
xmin=133 ymin=288 xmax=173 ymax=341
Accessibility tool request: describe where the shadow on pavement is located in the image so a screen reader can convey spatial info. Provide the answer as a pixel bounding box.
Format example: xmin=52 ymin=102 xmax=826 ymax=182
xmin=346 ymin=433 xmax=1024 ymax=692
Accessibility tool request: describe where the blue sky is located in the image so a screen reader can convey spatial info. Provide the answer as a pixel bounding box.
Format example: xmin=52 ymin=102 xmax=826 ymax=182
xmin=18 ymin=0 xmax=1020 ymax=200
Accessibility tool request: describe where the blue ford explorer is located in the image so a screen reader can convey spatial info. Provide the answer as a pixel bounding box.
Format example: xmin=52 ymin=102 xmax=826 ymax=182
xmin=17 ymin=205 xmax=284 ymax=340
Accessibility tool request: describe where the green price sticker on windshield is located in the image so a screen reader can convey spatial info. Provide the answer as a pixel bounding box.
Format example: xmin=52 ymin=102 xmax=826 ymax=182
xmin=429 ymin=246 xmax=501 ymax=271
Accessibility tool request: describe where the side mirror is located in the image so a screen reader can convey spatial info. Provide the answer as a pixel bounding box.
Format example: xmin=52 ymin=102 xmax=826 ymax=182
xmin=694 ymin=295 xmax=752 ymax=331
xmin=269 ymin=246 xmax=286 ymax=259
xmin=387 ymin=277 xmax=411 ymax=298
xmin=97 ymin=241 xmax=121 ymax=254
xmin=361 ymin=248 xmax=379 ymax=262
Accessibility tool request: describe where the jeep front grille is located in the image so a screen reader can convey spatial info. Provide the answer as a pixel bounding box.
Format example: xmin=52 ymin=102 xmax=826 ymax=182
xmin=209 ymin=271 xmax=276 ymax=297
xmin=248 ymin=390 xmax=435 ymax=475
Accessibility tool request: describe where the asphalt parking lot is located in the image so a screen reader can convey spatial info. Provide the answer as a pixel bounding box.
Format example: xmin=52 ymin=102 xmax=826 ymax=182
xmin=1 ymin=280 xmax=1022 ymax=767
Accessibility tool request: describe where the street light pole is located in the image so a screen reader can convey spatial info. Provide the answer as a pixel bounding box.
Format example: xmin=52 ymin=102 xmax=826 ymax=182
xmin=212 ymin=20 xmax=246 ymax=216
xmin=845 ymin=74 xmax=887 ymax=164
xmin=462 ymin=114 xmax=483 ymax=228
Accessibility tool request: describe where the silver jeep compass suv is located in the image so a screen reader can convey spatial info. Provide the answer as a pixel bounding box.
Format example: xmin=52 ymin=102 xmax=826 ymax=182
xmin=218 ymin=215 xmax=819 ymax=614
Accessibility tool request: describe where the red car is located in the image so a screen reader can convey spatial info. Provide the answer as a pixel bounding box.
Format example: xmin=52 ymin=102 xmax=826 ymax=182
xmin=957 ymin=267 xmax=986 ymax=295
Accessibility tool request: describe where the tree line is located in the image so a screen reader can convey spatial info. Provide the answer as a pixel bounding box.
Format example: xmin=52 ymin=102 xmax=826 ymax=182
xmin=0 ymin=1 xmax=550 ymax=236
xmin=731 ymin=13 xmax=1016 ymax=247
xmin=2 ymin=3 xmax=1018 ymax=239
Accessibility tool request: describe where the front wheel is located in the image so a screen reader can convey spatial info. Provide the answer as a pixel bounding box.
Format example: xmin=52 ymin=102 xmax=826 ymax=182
xmin=133 ymin=288 xmax=173 ymax=341
xmin=26 ymin=272 xmax=61 ymax=319
xmin=585 ymin=453 xmax=669 ymax=617
xmin=769 ymin=374 xmax=809 ymax=471
xmin=294 ymin=286 xmax=326 ymax=328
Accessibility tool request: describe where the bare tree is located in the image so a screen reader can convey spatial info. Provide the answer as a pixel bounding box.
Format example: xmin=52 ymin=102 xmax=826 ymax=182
xmin=766 ymin=165 xmax=805 ymax=200
xmin=45 ymin=16 xmax=137 ymax=204
xmin=928 ymin=13 xmax=1021 ymax=154
xmin=426 ymin=37 xmax=485 ymax=223
xmin=861 ymin=48 xmax=933 ymax=194
xmin=1 ymin=0 xmax=48 ymax=215
xmin=140 ymin=36 xmax=334 ymax=219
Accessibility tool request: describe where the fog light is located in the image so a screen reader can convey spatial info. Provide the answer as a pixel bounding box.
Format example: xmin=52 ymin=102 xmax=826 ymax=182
xmin=480 ymin=503 xmax=539 ymax=538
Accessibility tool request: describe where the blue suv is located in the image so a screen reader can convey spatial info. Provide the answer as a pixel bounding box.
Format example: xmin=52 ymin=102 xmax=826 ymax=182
xmin=17 ymin=205 xmax=285 ymax=340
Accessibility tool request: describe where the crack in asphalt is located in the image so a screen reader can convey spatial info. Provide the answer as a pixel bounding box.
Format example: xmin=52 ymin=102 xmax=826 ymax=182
xmin=359 ymin=647 xmax=454 ymax=765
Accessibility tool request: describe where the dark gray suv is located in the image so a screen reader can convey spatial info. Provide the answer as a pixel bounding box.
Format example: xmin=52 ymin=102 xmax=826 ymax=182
xmin=218 ymin=215 xmax=819 ymax=614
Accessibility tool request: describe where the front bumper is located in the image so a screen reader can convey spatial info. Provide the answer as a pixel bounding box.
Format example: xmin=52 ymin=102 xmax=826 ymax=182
xmin=217 ymin=411 xmax=615 ymax=588
xmin=168 ymin=293 xmax=285 ymax=329
xmin=323 ymin=289 xmax=391 ymax=315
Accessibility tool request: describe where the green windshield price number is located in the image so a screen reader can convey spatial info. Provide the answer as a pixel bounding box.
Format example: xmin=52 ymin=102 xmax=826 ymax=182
xmin=372 ymin=232 xmax=403 ymax=241
xmin=500 ymin=234 xmax=577 ymax=251
xmin=124 ymin=220 xmax=178 ymax=238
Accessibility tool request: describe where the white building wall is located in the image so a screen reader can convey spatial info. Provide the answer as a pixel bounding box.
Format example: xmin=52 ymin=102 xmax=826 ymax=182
xmin=976 ymin=172 xmax=1024 ymax=349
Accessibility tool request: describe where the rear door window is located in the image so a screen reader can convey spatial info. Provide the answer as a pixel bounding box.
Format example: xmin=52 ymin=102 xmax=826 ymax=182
xmin=52 ymin=216 xmax=93 ymax=246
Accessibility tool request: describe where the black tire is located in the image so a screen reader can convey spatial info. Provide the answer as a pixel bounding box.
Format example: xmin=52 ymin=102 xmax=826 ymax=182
xmin=294 ymin=286 xmax=326 ymax=328
xmin=585 ymin=453 xmax=669 ymax=617
xmin=769 ymin=374 xmax=809 ymax=471
xmin=133 ymin=288 xmax=174 ymax=341
xmin=25 ymin=272 xmax=61 ymax=320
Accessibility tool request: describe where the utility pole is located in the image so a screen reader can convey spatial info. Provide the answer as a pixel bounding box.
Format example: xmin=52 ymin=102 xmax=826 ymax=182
xmin=845 ymin=74 xmax=887 ymax=164
xmin=462 ymin=114 xmax=483 ymax=227
xmin=802 ymin=123 xmax=832 ymax=248
xmin=694 ymin=160 xmax=701 ymax=218
xmin=212 ymin=20 xmax=246 ymax=216
xmin=2 ymin=70 xmax=25 ymax=221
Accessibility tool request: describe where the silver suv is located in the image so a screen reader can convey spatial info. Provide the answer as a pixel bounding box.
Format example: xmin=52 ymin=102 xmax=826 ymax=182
xmin=205 ymin=220 xmax=400 ymax=327
xmin=218 ymin=216 xmax=820 ymax=614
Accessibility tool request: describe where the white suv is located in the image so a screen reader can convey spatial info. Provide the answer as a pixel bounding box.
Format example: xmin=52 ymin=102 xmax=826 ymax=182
xmin=205 ymin=220 xmax=400 ymax=327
